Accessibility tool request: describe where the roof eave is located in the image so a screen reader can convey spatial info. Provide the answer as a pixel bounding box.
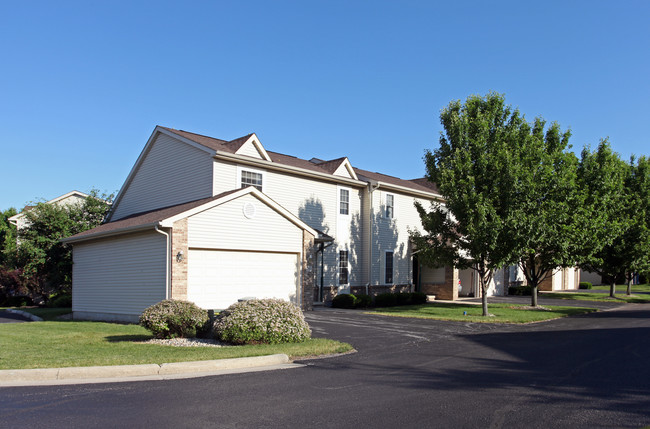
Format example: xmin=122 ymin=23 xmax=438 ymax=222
xmin=61 ymin=222 xmax=162 ymax=244
xmin=214 ymin=152 xmax=367 ymax=188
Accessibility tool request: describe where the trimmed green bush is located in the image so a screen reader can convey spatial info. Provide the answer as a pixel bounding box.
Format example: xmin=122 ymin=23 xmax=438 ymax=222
xmin=139 ymin=299 xmax=208 ymax=339
xmin=579 ymin=282 xmax=593 ymax=289
xmin=48 ymin=293 xmax=72 ymax=308
xmin=213 ymin=299 xmax=311 ymax=345
xmin=2 ymin=295 xmax=33 ymax=307
xmin=332 ymin=293 xmax=356 ymax=309
xmin=508 ymin=286 xmax=532 ymax=296
xmin=409 ymin=292 xmax=428 ymax=305
xmin=353 ymin=294 xmax=371 ymax=308
xmin=374 ymin=292 xmax=398 ymax=307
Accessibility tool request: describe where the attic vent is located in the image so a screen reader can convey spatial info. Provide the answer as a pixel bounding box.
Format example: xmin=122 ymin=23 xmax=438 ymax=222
xmin=309 ymin=158 xmax=325 ymax=165
xmin=243 ymin=202 xmax=257 ymax=219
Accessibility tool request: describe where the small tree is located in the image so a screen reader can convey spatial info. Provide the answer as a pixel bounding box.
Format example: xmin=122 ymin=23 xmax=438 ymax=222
xmin=412 ymin=92 xmax=522 ymax=316
xmin=0 ymin=207 xmax=18 ymax=267
xmin=16 ymin=190 xmax=113 ymax=302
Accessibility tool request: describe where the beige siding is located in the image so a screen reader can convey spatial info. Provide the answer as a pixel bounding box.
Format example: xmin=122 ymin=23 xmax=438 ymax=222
xmin=212 ymin=159 xmax=364 ymax=288
xmin=111 ymin=133 xmax=213 ymax=220
xmin=72 ymin=231 xmax=167 ymax=319
xmin=187 ymin=193 xmax=303 ymax=252
xmin=371 ymin=190 xmax=433 ymax=285
xmin=236 ymin=140 xmax=264 ymax=159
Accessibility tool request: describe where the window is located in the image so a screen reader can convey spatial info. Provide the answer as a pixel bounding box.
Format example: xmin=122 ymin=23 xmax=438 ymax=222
xmin=241 ymin=170 xmax=263 ymax=191
xmin=339 ymin=189 xmax=349 ymax=215
xmin=339 ymin=251 xmax=349 ymax=284
xmin=385 ymin=251 xmax=394 ymax=284
xmin=385 ymin=194 xmax=394 ymax=218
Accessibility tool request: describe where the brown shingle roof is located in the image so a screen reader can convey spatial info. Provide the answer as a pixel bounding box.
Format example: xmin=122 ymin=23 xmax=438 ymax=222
xmin=161 ymin=126 xmax=439 ymax=196
xmin=65 ymin=190 xmax=242 ymax=241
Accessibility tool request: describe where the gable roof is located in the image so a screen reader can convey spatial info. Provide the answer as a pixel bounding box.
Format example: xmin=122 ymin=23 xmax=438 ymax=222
xmin=64 ymin=187 xmax=318 ymax=244
xmin=354 ymin=168 xmax=442 ymax=198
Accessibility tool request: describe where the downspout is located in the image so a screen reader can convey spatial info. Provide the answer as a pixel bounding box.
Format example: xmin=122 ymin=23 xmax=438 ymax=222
xmin=154 ymin=225 xmax=171 ymax=299
xmin=368 ymin=181 xmax=380 ymax=295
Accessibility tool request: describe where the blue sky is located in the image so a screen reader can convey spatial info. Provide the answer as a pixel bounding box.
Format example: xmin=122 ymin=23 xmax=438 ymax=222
xmin=1 ymin=1 xmax=648 ymax=210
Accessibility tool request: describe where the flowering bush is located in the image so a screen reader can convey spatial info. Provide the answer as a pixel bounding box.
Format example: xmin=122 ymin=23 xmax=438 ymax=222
xmin=139 ymin=299 xmax=208 ymax=339
xmin=213 ymin=299 xmax=311 ymax=345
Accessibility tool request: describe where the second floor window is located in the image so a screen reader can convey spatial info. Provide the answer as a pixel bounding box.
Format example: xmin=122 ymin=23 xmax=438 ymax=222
xmin=385 ymin=194 xmax=394 ymax=218
xmin=241 ymin=170 xmax=263 ymax=191
xmin=340 ymin=189 xmax=349 ymax=215
xmin=339 ymin=250 xmax=349 ymax=284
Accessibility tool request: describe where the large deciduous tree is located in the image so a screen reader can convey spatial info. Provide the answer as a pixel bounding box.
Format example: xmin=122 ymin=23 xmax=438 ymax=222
xmin=16 ymin=190 xmax=112 ymax=302
xmin=411 ymin=92 xmax=522 ymax=316
xmin=576 ymin=140 xmax=629 ymax=297
xmin=507 ymin=119 xmax=577 ymax=306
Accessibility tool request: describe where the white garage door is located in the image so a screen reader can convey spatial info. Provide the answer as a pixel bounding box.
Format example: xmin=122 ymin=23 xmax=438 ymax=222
xmin=187 ymin=249 xmax=300 ymax=310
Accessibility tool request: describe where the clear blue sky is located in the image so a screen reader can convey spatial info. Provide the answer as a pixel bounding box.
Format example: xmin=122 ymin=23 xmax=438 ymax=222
xmin=1 ymin=0 xmax=648 ymax=210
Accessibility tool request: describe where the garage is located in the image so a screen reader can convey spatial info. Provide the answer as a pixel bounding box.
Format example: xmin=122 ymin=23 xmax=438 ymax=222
xmin=187 ymin=249 xmax=300 ymax=310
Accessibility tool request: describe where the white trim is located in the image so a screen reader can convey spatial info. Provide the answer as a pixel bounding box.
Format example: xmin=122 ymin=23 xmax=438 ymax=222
xmin=384 ymin=193 xmax=395 ymax=219
xmin=235 ymin=134 xmax=272 ymax=162
xmin=337 ymin=185 xmax=352 ymax=216
xmin=214 ymin=152 xmax=367 ymax=188
xmin=236 ymin=165 xmax=266 ymax=193
xmin=338 ymin=249 xmax=350 ymax=286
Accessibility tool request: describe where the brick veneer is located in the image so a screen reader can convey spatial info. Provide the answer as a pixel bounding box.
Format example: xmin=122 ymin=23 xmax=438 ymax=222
xmin=170 ymin=219 xmax=188 ymax=300
xmin=421 ymin=265 xmax=458 ymax=300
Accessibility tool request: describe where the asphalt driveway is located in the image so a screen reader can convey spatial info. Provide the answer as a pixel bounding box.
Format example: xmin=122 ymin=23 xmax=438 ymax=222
xmin=1 ymin=301 xmax=649 ymax=428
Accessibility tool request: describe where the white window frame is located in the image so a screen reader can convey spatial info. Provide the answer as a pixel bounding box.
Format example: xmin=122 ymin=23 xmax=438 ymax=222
xmin=385 ymin=250 xmax=394 ymax=284
xmin=338 ymin=186 xmax=351 ymax=216
xmin=237 ymin=166 xmax=266 ymax=193
xmin=339 ymin=250 xmax=349 ymax=285
xmin=385 ymin=193 xmax=395 ymax=219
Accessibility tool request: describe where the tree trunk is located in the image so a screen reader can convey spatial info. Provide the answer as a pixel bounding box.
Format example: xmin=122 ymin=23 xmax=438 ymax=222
xmin=531 ymin=284 xmax=538 ymax=307
xmin=627 ymin=276 xmax=633 ymax=296
xmin=481 ymin=283 xmax=489 ymax=316
xmin=609 ymin=281 xmax=616 ymax=298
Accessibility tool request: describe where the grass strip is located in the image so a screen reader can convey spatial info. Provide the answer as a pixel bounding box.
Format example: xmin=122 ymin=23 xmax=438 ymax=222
xmin=368 ymin=302 xmax=597 ymax=323
xmin=542 ymin=292 xmax=650 ymax=303
xmin=0 ymin=321 xmax=352 ymax=370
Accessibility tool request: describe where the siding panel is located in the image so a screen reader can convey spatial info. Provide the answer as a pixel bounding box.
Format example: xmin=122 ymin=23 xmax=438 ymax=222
xmin=72 ymin=232 xmax=167 ymax=318
xmin=111 ymin=134 xmax=213 ymax=220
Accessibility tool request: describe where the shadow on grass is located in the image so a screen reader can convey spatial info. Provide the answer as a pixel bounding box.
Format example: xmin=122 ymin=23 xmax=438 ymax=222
xmin=105 ymin=334 xmax=153 ymax=343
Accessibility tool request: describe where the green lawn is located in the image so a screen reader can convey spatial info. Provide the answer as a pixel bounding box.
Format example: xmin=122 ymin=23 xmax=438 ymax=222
xmin=541 ymin=290 xmax=650 ymax=303
xmin=591 ymin=284 xmax=650 ymax=294
xmin=368 ymin=302 xmax=597 ymax=323
xmin=0 ymin=320 xmax=353 ymax=370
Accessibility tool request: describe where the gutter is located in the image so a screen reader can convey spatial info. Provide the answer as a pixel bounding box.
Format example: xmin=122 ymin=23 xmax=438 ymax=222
xmin=214 ymin=152 xmax=367 ymax=188
xmin=154 ymin=226 xmax=171 ymax=300
xmin=61 ymin=223 xmax=162 ymax=244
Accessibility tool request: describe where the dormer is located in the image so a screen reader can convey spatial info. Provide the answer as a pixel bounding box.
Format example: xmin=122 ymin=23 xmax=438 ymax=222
xmin=226 ymin=133 xmax=272 ymax=161
xmin=314 ymin=157 xmax=359 ymax=180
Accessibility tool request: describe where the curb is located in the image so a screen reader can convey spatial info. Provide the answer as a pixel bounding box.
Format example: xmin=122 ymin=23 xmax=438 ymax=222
xmin=4 ymin=309 xmax=43 ymax=322
xmin=0 ymin=354 xmax=291 ymax=386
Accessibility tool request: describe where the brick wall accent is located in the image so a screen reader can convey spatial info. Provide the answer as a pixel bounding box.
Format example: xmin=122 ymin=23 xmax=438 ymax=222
xmin=538 ymin=273 xmax=553 ymax=291
xmin=301 ymin=230 xmax=315 ymax=311
xmin=170 ymin=219 xmax=188 ymax=300
xmin=422 ymin=265 xmax=458 ymax=300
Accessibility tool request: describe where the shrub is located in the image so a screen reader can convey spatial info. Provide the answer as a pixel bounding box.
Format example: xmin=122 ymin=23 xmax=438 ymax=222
xmin=139 ymin=299 xmax=208 ymax=339
xmin=579 ymin=282 xmax=593 ymax=290
xmin=2 ymin=295 xmax=34 ymax=307
xmin=508 ymin=286 xmax=532 ymax=296
xmin=409 ymin=292 xmax=428 ymax=305
xmin=374 ymin=292 xmax=398 ymax=307
xmin=353 ymin=294 xmax=371 ymax=308
xmin=332 ymin=293 xmax=356 ymax=309
xmin=48 ymin=293 xmax=72 ymax=308
xmin=213 ymin=299 xmax=311 ymax=345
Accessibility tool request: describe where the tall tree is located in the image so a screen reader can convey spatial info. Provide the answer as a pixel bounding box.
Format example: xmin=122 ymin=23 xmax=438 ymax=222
xmin=411 ymin=92 xmax=522 ymax=316
xmin=576 ymin=140 xmax=628 ymax=298
xmin=507 ymin=119 xmax=577 ymax=306
xmin=0 ymin=207 xmax=18 ymax=267
xmin=16 ymin=190 xmax=113 ymax=302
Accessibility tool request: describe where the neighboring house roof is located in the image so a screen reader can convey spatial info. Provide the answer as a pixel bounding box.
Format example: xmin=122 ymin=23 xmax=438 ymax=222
xmin=64 ymin=187 xmax=318 ymax=244
xmin=8 ymin=190 xmax=91 ymax=226
xmin=160 ymin=126 xmax=439 ymax=197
